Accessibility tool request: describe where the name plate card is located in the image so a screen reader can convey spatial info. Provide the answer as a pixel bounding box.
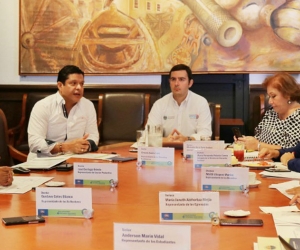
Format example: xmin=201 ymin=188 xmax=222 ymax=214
xmin=159 ymin=191 xmax=219 ymax=223
xmin=114 ymin=223 xmax=191 ymax=250
xmin=138 ymin=147 xmax=174 ymax=167
xmin=36 ymin=187 xmax=92 ymax=217
xmin=201 ymin=167 xmax=249 ymax=191
xmin=193 ymin=149 xmax=231 ymax=168
xmin=183 ymin=141 xmax=225 ymax=159
xmin=74 ymin=162 xmax=118 ymax=186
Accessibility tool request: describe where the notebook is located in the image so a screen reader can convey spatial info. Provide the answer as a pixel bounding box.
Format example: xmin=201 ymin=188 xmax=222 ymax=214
xmin=12 ymin=155 xmax=70 ymax=170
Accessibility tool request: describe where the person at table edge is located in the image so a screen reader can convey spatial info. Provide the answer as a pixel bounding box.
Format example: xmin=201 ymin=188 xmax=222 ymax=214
xmin=259 ymin=144 xmax=300 ymax=172
xmin=27 ymin=65 xmax=99 ymax=161
xmin=0 ymin=167 xmax=13 ymax=186
xmin=146 ymin=64 xmax=212 ymax=142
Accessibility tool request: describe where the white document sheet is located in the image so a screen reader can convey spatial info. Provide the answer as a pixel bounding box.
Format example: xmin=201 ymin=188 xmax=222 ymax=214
xmin=0 ymin=176 xmax=53 ymax=194
xmin=260 ymin=206 xmax=299 ymax=214
xmin=260 ymin=170 xmax=300 ymax=180
xmin=258 ymin=180 xmax=300 ymax=239
xmin=268 ymin=180 xmax=300 ymax=199
xmin=272 ymin=211 xmax=300 ymax=238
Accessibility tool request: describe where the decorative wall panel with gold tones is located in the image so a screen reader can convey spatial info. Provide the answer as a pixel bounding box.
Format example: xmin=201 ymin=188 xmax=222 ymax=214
xmin=19 ymin=0 xmax=300 ymax=75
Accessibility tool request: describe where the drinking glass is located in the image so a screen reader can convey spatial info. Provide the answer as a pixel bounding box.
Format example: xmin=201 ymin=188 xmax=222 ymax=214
xmin=136 ymin=130 xmax=146 ymax=147
xmin=233 ymin=141 xmax=245 ymax=161
xmin=146 ymin=125 xmax=163 ymax=147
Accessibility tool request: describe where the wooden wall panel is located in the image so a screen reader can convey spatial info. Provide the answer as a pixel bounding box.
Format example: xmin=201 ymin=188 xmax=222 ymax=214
xmin=0 ymin=81 xmax=262 ymax=142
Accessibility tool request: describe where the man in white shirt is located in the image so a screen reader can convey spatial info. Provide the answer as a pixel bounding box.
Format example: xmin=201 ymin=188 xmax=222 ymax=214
xmin=27 ymin=65 xmax=99 ymax=160
xmin=147 ymin=64 xmax=212 ymax=142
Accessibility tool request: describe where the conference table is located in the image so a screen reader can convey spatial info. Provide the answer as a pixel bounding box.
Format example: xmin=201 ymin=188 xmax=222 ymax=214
xmin=0 ymin=143 xmax=294 ymax=250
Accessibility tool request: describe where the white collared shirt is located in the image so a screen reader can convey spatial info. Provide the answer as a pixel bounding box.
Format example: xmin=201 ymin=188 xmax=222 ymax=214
xmin=147 ymin=90 xmax=212 ymax=140
xmin=27 ymin=91 xmax=99 ymax=160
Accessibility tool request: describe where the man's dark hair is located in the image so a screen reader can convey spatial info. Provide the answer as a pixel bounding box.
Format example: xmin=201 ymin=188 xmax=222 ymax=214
xmin=169 ymin=64 xmax=193 ymax=81
xmin=57 ymin=65 xmax=84 ymax=84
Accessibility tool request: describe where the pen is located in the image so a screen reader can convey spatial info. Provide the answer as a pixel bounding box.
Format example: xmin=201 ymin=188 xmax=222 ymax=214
xmin=278 ymin=235 xmax=295 ymax=250
xmin=100 ymin=151 xmax=117 ymax=154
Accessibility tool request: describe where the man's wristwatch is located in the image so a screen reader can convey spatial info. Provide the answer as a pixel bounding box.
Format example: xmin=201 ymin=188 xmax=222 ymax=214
xmin=187 ymin=136 xmax=192 ymax=141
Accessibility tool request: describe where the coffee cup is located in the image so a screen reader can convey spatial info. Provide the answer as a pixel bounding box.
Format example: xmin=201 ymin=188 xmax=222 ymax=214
xmin=248 ymin=172 xmax=256 ymax=185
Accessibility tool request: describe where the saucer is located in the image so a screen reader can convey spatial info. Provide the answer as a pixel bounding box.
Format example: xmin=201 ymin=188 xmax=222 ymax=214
xmin=45 ymin=181 xmax=65 ymax=187
xmin=241 ymin=161 xmax=274 ymax=169
xmin=224 ymin=210 xmax=250 ymax=217
xmin=249 ymin=180 xmax=261 ymax=188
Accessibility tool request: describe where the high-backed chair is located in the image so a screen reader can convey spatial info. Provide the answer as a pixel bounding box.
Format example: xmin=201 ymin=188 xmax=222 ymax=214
xmin=0 ymin=109 xmax=27 ymax=165
xmin=98 ymin=93 xmax=150 ymax=145
xmin=8 ymin=93 xmax=49 ymax=156
xmin=209 ymin=102 xmax=221 ymax=140
xmin=252 ymin=94 xmax=266 ymax=134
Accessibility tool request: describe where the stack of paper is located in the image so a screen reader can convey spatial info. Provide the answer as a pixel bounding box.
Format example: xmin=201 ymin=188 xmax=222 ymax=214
xmin=0 ymin=176 xmax=53 ymax=194
xmin=260 ymin=170 xmax=300 ymax=180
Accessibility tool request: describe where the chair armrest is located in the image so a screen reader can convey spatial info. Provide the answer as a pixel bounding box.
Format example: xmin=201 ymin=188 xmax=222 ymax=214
xmin=8 ymin=145 xmax=27 ymax=163
xmin=8 ymin=93 xmax=28 ymax=147
xmin=98 ymin=94 xmax=103 ymax=127
xmin=214 ymin=104 xmax=221 ymax=140
xmin=143 ymin=93 xmax=150 ymax=128
xmin=7 ymin=125 xmax=22 ymax=146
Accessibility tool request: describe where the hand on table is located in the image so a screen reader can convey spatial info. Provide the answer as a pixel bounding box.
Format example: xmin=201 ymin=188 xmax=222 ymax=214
xmin=286 ymin=186 xmax=300 ymax=196
xmin=237 ymin=136 xmax=258 ymax=151
xmin=258 ymin=148 xmax=280 ymax=159
xmin=286 ymin=187 xmax=300 ymax=207
xmin=0 ymin=167 xmax=13 ymax=186
xmin=288 ymin=192 xmax=300 ymax=207
xmin=280 ymin=152 xmax=294 ymax=166
xmin=66 ymin=134 xmax=90 ymax=154
xmin=166 ymin=129 xmax=194 ymax=142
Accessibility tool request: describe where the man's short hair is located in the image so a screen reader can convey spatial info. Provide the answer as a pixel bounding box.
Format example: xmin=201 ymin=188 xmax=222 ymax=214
xmin=57 ymin=65 xmax=84 ymax=84
xmin=169 ymin=64 xmax=193 ymax=81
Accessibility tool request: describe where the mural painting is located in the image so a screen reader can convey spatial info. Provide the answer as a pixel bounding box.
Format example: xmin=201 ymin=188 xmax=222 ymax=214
xmin=19 ymin=0 xmax=300 ymax=75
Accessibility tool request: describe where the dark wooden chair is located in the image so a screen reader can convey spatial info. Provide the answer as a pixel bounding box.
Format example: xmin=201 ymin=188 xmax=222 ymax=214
xmin=98 ymin=93 xmax=150 ymax=145
xmin=209 ymin=102 xmax=221 ymax=140
xmin=8 ymin=93 xmax=50 ymax=158
xmin=252 ymin=94 xmax=266 ymax=134
xmin=0 ymin=109 xmax=27 ymax=165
